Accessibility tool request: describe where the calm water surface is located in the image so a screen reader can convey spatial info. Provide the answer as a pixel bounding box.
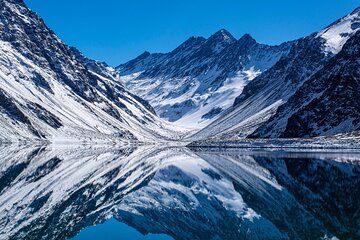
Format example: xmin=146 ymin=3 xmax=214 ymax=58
xmin=0 ymin=144 xmax=359 ymax=240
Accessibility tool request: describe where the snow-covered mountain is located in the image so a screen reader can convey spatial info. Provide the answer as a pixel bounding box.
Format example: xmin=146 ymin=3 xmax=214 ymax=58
xmin=117 ymin=30 xmax=292 ymax=129
xmin=192 ymin=7 xmax=360 ymax=140
xmin=252 ymin=30 xmax=360 ymax=138
xmin=0 ymin=0 xmax=185 ymax=143
xmin=0 ymin=145 xmax=358 ymax=240
xmin=2 ymin=0 xmax=360 ymax=143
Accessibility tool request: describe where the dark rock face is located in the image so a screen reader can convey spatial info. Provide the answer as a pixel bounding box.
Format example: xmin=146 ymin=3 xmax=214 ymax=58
xmin=201 ymin=107 xmax=223 ymax=120
xmin=252 ymin=31 xmax=360 ymax=138
xmin=0 ymin=90 xmax=29 ymax=125
xmin=0 ymin=90 xmax=43 ymax=137
xmin=193 ymin=7 xmax=360 ymax=140
xmin=27 ymin=103 xmax=63 ymax=129
xmin=233 ymin=34 xmax=327 ymax=107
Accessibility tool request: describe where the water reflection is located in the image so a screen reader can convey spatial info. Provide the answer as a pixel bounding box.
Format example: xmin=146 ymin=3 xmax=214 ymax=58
xmin=0 ymin=144 xmax=358 ymax=240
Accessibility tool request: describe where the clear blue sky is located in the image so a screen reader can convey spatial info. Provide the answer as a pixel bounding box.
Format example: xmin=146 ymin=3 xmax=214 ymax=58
xmin=24 ymin=0 xmax=359 ymax=66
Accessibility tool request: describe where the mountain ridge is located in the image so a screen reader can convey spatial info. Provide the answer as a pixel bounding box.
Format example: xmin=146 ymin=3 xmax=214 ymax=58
xmin=1 ymin=0 xmax=360 ymax=142
xmin=117 ymin=29 xmax=293 ymax=128
xmin=0 ymin=0 xmax=184 ymax=142
xmin=191 ymin=7 xmax=360 ymax=141
xmin=251 ymin=30 xmax=360 ymax=138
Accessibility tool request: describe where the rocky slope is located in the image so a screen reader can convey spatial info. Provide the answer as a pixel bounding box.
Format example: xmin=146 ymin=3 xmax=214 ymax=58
xmin=192 ymin=7 xmax=360 ymax=140
xmin=252 ymin=30 xmax=360 ymax=138
xmin=0 ymin=0 xmax=184 ymax=143
xmin=117 ymin=30 xmax=292 ymax=128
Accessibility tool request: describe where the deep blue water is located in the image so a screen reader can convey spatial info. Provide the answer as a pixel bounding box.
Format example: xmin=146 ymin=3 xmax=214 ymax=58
xmin=73 ymin=219 xmax=172 ymax=240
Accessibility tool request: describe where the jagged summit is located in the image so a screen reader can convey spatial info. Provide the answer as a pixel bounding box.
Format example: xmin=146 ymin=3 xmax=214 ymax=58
xmin=239 ymin=33 xmax=255 ymax=41
xmin=208 ymin=28 xmax=236 ymax=43
xmin=184 ymin=35 xmax=207 ymax=43
xmin=132 ymin=51 xmax=152 ymax=61
xmin=118 ymin=28 xmax=292 ymax=127
xmin=171 ymin=35 xmax=206 ymax=54
xmin=237 ymin=33 xmax=257 ymax=46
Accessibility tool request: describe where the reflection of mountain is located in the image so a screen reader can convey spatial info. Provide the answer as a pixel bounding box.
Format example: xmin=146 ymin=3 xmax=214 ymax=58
xmin=115 ymin=149 xmax=283 ymax=240
xmin=0 ymin=144 xmax=166 ymax=240
xmin=0 ymin=145 xmax=358 ymax=240
xmin=195 ymin=150 xmax=360 ymax=239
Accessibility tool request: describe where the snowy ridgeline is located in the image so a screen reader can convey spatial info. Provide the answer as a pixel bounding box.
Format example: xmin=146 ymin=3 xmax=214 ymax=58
xmin=118 ymin=8 xmax=360 ymax=138
xmin=117 ymin=31 xmax=293 ymax=129
xmin=0 ymin=0 xmax=187 ymax=143
xmin=190 ymin=7 xmax=360 ymax=141
xmin=1 ymin=0 xmax=360 ymax=144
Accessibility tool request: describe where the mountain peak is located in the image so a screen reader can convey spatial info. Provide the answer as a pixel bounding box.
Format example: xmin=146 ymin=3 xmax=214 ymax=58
xmin=238 ymin=33 xmax=257 ymax=45
xmin=185 ymin=36 xmax=207 ymax=44
xmin=172 ymin=36 xmax=206 ymax=53
xmin=137 ymin=51 xmax=151 ymax=59
xmin=216 ymin=28 xmax=231 ymax=35
xmin=317 ymin=6 xmax=360 ymax=54
xmin=350 ymin=6 xmax=360 ymax=15
xmin=209 ymin=29 xmax=236 ymax=44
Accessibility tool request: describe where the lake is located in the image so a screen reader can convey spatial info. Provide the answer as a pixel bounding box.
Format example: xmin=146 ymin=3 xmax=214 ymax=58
xmin=0 ymin=144 xmax=359 ymax=240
